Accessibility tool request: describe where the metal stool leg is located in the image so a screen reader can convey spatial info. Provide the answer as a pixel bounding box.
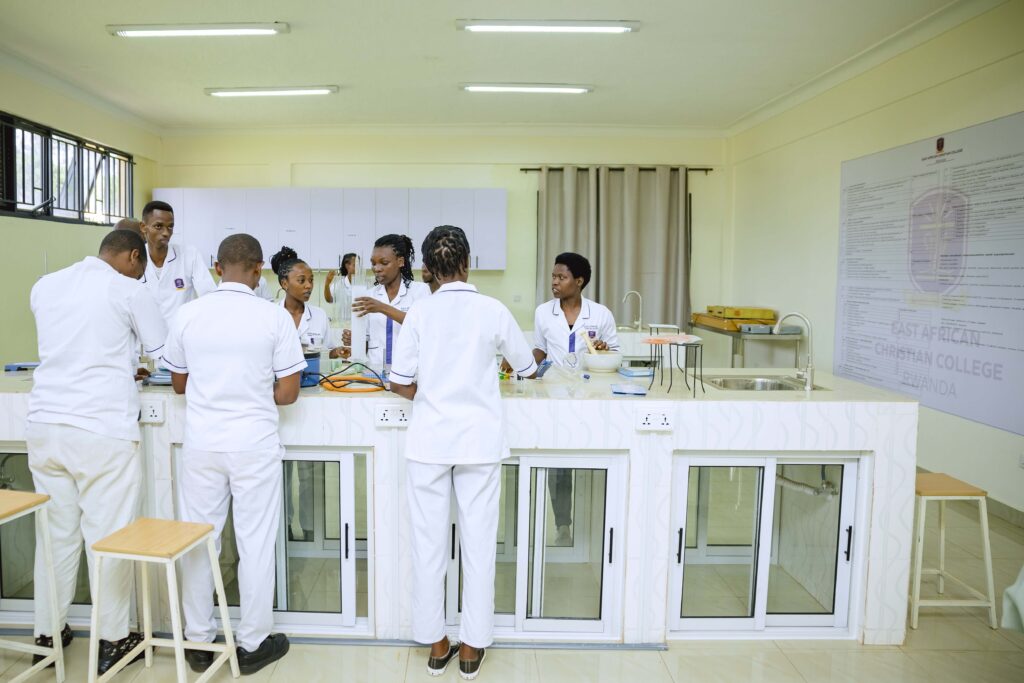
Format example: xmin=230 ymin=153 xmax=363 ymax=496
xmin=938 ymin=500 xmax=946 ymax=594
xmin=911 ymin=496 xmax=926 ymax=629
xmin=87 ymin=556 xmax=104 ymax=683
xmin=141 ymin=562 xmax=153 ymax=668
xmin=978 ymin=497 xmax=998 ymax=629
xmin=164 ymin=560 xmax=188 ymax=683
xmin=35 ymin=507 xmax=65 ymax=683
xmin=208 ymin=537 xmax=240 ymax=677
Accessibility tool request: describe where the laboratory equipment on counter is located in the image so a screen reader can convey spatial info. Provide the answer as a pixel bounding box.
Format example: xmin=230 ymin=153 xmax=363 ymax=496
xmin=300 ymin=350 xmax=321 ymax=387
xmin=348 ymin=255 xmax=369 ymax=365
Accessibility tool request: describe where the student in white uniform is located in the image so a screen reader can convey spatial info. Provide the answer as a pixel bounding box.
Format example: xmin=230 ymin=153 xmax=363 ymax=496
xmin=138 ymin=200 xmax=216 ymax=323
xmin=253 ymin=276 xmax=277 ymax=302
xmin=532 ymin=252 xmax=620 ymax=544
xmin=162 ymin=234 xmax=304 ymax=676
xmin=323 ymin=252 xmax=357 ymax=305
xmin=390 ymin=225 xmax=537 ymax=680
xmin=348 ymin=234 xmax=430 ymax=371
xmin=421 ymin=260 xmax=440 ymax=294
xmin=27 ymin=229 xmax=166 ymax=676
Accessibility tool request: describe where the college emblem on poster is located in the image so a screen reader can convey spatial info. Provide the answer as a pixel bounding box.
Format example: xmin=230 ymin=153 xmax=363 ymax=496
xmin=908 ymin=188 xmax=968 ymax=295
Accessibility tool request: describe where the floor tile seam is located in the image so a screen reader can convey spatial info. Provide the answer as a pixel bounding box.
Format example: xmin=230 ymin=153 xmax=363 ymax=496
xmin=772 ymin=645 xmax=821 ymax=683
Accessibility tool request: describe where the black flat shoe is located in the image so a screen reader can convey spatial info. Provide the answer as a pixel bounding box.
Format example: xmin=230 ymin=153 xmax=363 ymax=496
xmin=459 ymin=648 xmax=486 ymax=680
xmin=427 ymin=640 xmax=460 ymax=676
xmin=186 ymin=648 xmax=214 ymax=673
xmin=97 ymin=632 xmax=145 ymax=675
xmin=237 ymin=633 xmax=290 ymax=675
xmin=32 ymin=623 xmax=73 ymax=666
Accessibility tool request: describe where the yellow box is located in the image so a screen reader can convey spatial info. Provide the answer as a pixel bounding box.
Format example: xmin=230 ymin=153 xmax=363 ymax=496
xmin=706 ymin=305 xmax=776 ymax=320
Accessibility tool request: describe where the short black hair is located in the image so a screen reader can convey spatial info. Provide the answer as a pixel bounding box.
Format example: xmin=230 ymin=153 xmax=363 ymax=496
xmin=374 ymin=234 xmax=415 ymax=285
xmin=421 ymin=225 xmax=470 ymax=279
xmin=142 ymin=200 xmax=173 ymax=220
xmin=555 ymin=252 xmax=592 ymax=289
xmin=217 ymin=233 xmax=263 ymax=268
xmin=99 ymin=229 xmax=147 ymax=262
xmin=270 ymin=245 xmax=306 ymax=282
xmin=113 ymin=217 xmax=143 ymax=236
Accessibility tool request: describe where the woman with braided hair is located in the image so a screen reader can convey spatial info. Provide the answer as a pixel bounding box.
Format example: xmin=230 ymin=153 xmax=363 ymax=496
xmin=389 ymin=225 xmax=537 ymax=680
xmin=348 ymin=233 xmax=430 ymax=372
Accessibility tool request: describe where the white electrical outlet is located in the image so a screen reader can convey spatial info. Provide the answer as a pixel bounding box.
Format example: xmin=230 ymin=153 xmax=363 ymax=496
xmin=140 ymin=398 xmax=164 ymax=424
xmin=635 ymin=406 xmax=673 ymax=432
xmin=375 ymin=404 xmax=410 ymax=428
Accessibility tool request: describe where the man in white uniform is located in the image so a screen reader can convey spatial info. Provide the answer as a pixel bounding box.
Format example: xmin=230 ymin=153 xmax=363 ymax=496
xmin=28 ymin=229 xmax=166 ymax=676
xmin=390 ymin=225 xmax=537 ymax=680
xmin=138 ymin=200 xmax=216 ymax=324
xmin=162 ymin=233 xmax=304 ymax=675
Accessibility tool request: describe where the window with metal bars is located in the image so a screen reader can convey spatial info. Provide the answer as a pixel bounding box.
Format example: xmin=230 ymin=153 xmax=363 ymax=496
xmin=0 ymin=110 xmax=133 ymax=224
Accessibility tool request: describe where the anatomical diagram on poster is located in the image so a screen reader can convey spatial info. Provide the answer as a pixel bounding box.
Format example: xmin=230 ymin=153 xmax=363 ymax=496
xmin=835 ymin=111 xmax=1024 ymax=435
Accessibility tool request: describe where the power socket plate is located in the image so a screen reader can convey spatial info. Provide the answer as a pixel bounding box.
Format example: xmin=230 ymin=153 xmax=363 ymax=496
xmin=140 ymin=398 xmax=164 ymax=424
xmin=375 ymin=404 xmax=410 ymax=428
xmin=635 ymin=406 xmax=673 ymax=432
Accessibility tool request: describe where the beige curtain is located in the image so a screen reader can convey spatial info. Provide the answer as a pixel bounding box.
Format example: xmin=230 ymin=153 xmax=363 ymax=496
xmin=536 ymin=166 xmax=597 ymax=304
xmin=536 ymin=165 xmax=690 ymax=327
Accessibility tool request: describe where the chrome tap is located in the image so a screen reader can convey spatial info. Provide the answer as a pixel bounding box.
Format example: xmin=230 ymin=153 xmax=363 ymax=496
xmin=774 ymin=312 xmax=814 ymax=390
xmin=622 ymin=290 xmax=643 ymax=331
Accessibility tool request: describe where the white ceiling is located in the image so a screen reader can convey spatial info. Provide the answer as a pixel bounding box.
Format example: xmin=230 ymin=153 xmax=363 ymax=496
xmin=0 ymin=0 xmax=993 ymax=132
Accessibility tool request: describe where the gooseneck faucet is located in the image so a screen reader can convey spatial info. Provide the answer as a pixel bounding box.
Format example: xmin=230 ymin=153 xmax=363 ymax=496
xmin=622 ymin=290 xmax=643 ymax=331
xmin=774 ymin=312 xmax=814 ymax=390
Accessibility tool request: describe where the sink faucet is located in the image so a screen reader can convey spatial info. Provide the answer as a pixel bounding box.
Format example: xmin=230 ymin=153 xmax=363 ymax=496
xmin=774 ymin=312 xmax=814 ymax=390
xmin=622 ymin=290 xmax=643 ymax=331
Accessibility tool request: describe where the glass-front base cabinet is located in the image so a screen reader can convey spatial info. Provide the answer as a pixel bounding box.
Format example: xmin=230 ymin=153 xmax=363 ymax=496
xmin=669 ymin=455 xmax=860 ymax=633
xmin=446 ymin=454 xmax=626 ymax=639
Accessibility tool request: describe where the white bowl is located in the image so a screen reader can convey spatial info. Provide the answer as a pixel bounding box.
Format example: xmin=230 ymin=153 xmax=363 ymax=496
xmin=581 ymin=351 xmax=623 ymax=373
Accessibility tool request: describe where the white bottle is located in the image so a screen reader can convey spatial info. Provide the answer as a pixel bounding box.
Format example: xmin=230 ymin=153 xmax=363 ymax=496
xmin=348 ymin=255 xmax=369 ymax=365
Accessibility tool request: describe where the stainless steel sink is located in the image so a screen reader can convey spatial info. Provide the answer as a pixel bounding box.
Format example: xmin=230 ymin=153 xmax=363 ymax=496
xmin=704 ymin=375 xmax=826 ymax=391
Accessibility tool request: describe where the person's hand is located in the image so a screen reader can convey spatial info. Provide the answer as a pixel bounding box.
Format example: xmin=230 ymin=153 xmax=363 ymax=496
xmin=330 ymin=347 xmax=350 ymax=359
xmin=499 ymin=358 xmax=513 ymax=373
xmin=594 ymin=339 xmax=609 ymax=351
xmin=342 ymin=329 xmax=351 ymax=345
xmin=325 ymin=270 xmax=336 ymax=285
xmin=134 ymin=367 xmax=151 ymax=381
xmin=352 ymin=296 xmax=391 ymax=317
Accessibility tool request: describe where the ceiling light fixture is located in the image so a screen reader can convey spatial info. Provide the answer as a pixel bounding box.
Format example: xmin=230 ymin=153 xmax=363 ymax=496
xmin=205 ymin=86 xmax=338 ymax=98
xmin=107 ymin=23 xmax=289 ymax=38
xmin=463 ymin=84 xmax=591 ymax=94
xmin=456 ymin=19 xmax=638 ymax=34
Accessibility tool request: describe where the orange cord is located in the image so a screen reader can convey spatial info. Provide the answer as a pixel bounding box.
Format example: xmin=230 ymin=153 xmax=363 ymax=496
xmin=319 ymin=375 xmax=386 ymax=393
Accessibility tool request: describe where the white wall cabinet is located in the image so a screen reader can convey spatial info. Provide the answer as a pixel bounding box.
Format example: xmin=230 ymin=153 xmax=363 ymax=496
xmin=152 ymin=187 xmax=508 ymax=271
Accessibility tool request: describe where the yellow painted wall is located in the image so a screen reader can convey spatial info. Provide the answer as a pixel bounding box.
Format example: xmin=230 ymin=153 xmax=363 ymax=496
xmin=727 ymin=0 xmax=1024 ymax=509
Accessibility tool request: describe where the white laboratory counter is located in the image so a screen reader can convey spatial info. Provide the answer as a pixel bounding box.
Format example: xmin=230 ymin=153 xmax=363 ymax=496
xmin=0 ymin=368 xmax=918 ymax=646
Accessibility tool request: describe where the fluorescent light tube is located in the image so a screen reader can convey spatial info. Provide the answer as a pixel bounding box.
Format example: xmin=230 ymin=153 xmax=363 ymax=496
xmin=456 ymin=20 xmax=638 ymax=34
xmin=205 ymin=86 xmax=338 ymax=98
xmin=107 ymin=23 xmax=289 ymax=38
xmin=463 ymin=84 xmax=591 ymax=94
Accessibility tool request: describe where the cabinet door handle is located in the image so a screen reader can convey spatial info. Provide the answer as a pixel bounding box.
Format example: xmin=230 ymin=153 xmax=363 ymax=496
xmin=209 ymin=255 xmax=213 ymax=268
xmin=607 ymin=528 xmax=614 ymax=564
xmin=451 ymin=523 xmax=456 ymax=560
xmin=844 ymin=525 xmax=853 ymax=562
xmin=344 ymin=523 xmax=350 ymax=559
xmin=676 ymin=528 xmax=683 ymax=564
xmin=475 ymin=256 xmax=479 ymax=268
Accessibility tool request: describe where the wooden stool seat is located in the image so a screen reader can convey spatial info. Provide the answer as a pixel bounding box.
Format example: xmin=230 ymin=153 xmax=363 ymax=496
xmin=93 ymin=518 xmax=214 ymax=559
xmin=915 ymin=473 xmax=986 ymax=498
xmin=910 ymin=472 xmax=996 ymax=630
xmin=0 ymin=490 xmax=50 ymax=522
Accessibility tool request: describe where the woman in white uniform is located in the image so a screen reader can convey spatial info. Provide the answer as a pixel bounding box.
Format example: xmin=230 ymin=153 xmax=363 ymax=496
xmin=389 ymin=225 xmax=537 ymax=680
xmin=532 ymin=252 xmax=620 ymax=544
xmin=347 ymin=234 xmax=430 ymax=371
xmin=323 ymin=252 xmax=357 ymax=305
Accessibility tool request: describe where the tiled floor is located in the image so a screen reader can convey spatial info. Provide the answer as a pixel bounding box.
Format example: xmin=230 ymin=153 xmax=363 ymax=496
xmin=1 ymin=501 xmax=1021 ymax=682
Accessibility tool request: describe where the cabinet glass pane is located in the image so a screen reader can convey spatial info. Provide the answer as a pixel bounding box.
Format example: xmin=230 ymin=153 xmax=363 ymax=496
xmin=767 ymin=464 xmax=843 ymax=615
xmin=0 ymin=453 xmax=90 ymax=605
xmin=527 ymin=468 xmax=607 ymax=620
xmin=680 ymin=466 xmax=762 ymax=618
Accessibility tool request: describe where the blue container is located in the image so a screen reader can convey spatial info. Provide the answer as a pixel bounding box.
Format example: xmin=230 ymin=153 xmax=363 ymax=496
xmin=300 ymin=352 xmax=321 ymax=388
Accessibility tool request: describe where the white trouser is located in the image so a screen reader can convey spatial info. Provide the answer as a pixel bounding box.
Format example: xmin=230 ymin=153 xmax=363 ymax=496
xmin=26 ymin=421 xmax=141 ymax=641
xmin=406 ymin=460 xmax=501 ymax=649
xmin=178 ymin=446 xmax=282 ymax=652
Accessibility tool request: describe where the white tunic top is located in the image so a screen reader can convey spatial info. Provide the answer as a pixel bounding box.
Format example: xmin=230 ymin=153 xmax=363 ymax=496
xmin=28 ymin=256 xmax=167 ymax=441
xmin=253 ymin=276 xmax=276 ymax=302
xmin=365 ymin=279 xmax=431 ymax=370
xmin=162 ymin=281 xmax=306 ymax=452
xmin=390 ymin=282 xmax=538 ymax=465
xmin=533 ymin=297 xmax=620 ymax=367
xmin=279 ymin=300 xmax=330 ymax=348
xmin=141 ymin=244 xmax=217 ymax=324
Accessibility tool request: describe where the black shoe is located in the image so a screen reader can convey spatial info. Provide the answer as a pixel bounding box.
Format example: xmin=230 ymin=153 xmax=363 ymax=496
xmin=32 ymin=623 xmax=73 ymax=666
xmin=459 ymin=648 xmax=486 ymax=680
xmin=426 ymin=640 xmax=460 ymax=676
xmin=237 ymin=633 xmax=290 ymax=675
xmin=185 ymin=648 xmax=214 ymax=673
xmin=97 ymin=632 xmax=145 ymax=676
